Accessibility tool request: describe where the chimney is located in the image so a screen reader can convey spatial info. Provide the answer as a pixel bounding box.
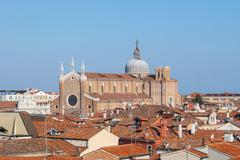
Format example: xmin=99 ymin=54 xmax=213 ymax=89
xmin=210 ymin=134 xmax=215 ymax=139
xmin=61 ymin=105 xmax=65 ymax=115
xmin=178 ymin=124 xmax=182 ymax=138
xmin=194 ymin=121 xmax=198 ymax=128
xmin=224 ymin=132 xmax=234 ymax=142
xmin=164 ymin=143 xmax=170 ymax=150
xmin=105 ymin=125 xmax=111 ymax=132
xmin=103 ymin=112 xmax=107 ymax=119
xmin=191 ymin=123 xmax=196 ymax=135
xmin=227 ymin=112 xmax=230 ymax=118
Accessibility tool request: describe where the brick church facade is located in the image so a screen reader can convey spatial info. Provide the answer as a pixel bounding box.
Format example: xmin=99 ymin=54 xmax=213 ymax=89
xmin=59 ymin=42 xmax=181 ymax=116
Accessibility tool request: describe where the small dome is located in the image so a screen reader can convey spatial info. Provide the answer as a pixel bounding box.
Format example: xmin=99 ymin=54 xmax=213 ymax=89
xmin=125 ymin=59 xmax=149 ymax=75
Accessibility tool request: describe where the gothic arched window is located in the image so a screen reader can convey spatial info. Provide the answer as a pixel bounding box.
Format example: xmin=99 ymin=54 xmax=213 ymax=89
xmin=101 ymin=84 xmax=104 ymax=94
xmin=88 ymin=84 xmax=92 ymax=93
xmin=125 ymin=85 xmax=128 ymax=93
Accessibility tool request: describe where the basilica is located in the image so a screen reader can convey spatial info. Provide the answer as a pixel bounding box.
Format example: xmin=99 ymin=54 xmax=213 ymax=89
xmin=59 ymin=42 xmax=181 ymax=116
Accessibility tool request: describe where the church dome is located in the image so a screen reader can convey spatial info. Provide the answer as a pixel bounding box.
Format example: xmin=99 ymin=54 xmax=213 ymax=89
xmin=125 ymin=58 xmax=149 ymax=75
xmin=125 ymin=41 xmax=149 ymax=76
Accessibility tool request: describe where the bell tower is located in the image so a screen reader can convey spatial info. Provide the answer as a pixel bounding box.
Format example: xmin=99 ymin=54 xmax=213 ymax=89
xmin=155 ymin=66 xmax=171 ymax=80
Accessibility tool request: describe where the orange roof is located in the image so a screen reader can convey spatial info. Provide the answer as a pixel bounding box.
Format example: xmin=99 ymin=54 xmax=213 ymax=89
xmin=156 ymin=137 xmax=208 ymax=150
xmin=101 ymin=144 xmax=149 ymax=158
xmin=85 ymin=72 xmax=138 ymax=80
xmin=209 ymin=142 xmax=240 ymax=157
xmin=0 ymin=138 xmax=79 ymax=156
xmin=188 ymin=148 xmax=208 ymax=158
xmin=0 ymin=101 xmax=17 ymax=108
xmin=232 ymin=156 xmax=240 ymax=160
xmin=88 ymin=93 xmax=150 ymax=101
xmin=49 ymin=127 xmax=102 ymax=140
xmin=32 ymin=115 xmax=101 ymax=140
xmin=183 ymin=129 xmax=240 ymax=140
xmin=0 ymin=156 xmax=81 ymax=160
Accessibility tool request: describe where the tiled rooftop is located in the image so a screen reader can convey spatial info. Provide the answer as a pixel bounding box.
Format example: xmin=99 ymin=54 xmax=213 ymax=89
xmin=208 ymin=142 xmax=240 ymax=157
xmin=0 ymin=101 xmax=17 ymax=108
xmin=188 ymin=148 xmax=208 ymax=158
xmin=101 ymin=143 xmax=149 ymax=158
xmin=85 ymin=72 xmax=138 ymax=80
xmin=89 ymin=93 xmax=151 ymax=101
xmin=32 ymin=115 xmax=102 ymax=140
xmin=0 ymin=138 xmax=79 ymax=156
xmin=0 ymin=156 xmax=81 ymax=160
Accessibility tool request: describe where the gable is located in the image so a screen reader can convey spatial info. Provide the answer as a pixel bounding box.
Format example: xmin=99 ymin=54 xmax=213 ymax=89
xmin=34 ymin=91 xmax=47 ymax=96
xmin=82 ymin=149 xmax=119 ymax=159
xmin=217 ymin=122 xmax=240 ymax=130
xmin=61 ymin=72 xmax=80 ymax=82
xmin=91 ymin=128 xmax=119 ymax=140
xmin=81 ymin=129 xmax=119 ymax=156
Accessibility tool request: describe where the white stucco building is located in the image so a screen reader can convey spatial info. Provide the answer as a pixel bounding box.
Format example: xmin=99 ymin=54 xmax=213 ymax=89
xmin=17 ymin=99 xmax=51 ymax=114
xmin=1 ymin=88 xmax=58 ymax=115
xmin=0 ymin=89 xmax=58 ymax=102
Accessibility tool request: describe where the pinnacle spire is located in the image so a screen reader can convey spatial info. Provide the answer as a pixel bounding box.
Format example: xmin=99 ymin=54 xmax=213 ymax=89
xmin=60 ymin=62 xmax=64 ymax=76
xmin=80 ymin=60 xmax=85 ymax=76
xmin=70 ymin=57 xmax=75 ymax=72
xmin=134 ymin=40 xmax=141 ymax=59
xmin=136 ymin=40 xmax=139 ymax=49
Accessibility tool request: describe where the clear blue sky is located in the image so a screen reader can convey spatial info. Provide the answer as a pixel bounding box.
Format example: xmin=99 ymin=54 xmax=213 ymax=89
xmin=0 ymin=1 xmax=239 ymax=94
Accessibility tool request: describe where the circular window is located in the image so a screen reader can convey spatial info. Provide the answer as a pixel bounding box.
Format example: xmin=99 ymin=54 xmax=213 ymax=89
xmin=68 ymin=95 xmax=78 ymax=106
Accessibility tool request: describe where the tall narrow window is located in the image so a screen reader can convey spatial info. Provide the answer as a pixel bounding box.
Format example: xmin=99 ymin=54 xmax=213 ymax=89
xmin=88 ymin=85 xmax=92 ymax=93
xmin=101 ymin=84 xmax=104 ymax=94
xmin=113 ymin=85 xmax=116 ymax=93
xmin=125 ymin=85 xmax=128 ymax=93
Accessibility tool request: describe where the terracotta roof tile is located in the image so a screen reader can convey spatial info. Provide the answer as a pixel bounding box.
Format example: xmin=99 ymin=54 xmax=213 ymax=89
xmin=0 ymin=101 xmax=17 ymax=108
xmin=32 ymin=115 xmax=101 ymax=140
xmin=49 ymin=127 xmax=102 ymax=140
xmin=111 ymin=117 xmax=165 ymax=141
xmin=232 ymin=156 xmax=240 ymax=160
xmin=19 ymin=112 xmax=39 ymax=137
xmin=0 ymin=138 xmax=79 ymax=156
xmin=85 ymin=72 xmax=138 ymax=80
xmin=208 ymin=142 xmax=240 ymax=157
xmin=204 ymin=93 xmax=240 ymax=97
xmin=186 ymin=130 xmax=240 ymax=140
xmin=157 ymin=137 xmax=207 ymax=150
xmin=188 ymin=148 xmax=208 ymax=158
xmin=190 ymin=112 xmax=211 ymax=117
xmin=77 ymin=147 xmax=87 ymax=154
xmin=101 ymin=144 xmax=149 ymax=158
xmin=0 ymin=156 xmax=81 ymax=160
xmin=89 ymin=93 xmax=150 ymax=101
